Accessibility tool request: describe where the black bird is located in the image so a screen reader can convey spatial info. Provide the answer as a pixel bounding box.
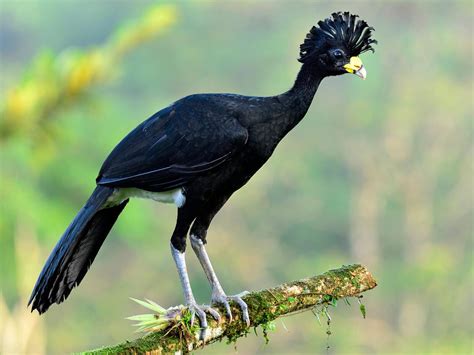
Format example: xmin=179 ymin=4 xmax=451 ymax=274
xmin=29 ymin=12 xmax=376 ymax=331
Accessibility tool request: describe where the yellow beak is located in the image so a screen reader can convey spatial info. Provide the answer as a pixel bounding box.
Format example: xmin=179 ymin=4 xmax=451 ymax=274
xmin=343 ymin=56 xmax=367 ymax=80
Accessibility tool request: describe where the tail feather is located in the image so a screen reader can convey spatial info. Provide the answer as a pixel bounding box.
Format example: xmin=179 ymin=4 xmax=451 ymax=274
xmin=29 ymin=186 xmax=128 ymax=314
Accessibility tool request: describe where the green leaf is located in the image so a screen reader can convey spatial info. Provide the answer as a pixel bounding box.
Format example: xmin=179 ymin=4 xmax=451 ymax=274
xmin=126 ymin=314 xmax=156 ymax=321
xmin=145 ymin=298 xmax=167 ymax=313
xmin=359 ymin=303 xmax=366 ymax=318
xmin=129 ymin=297 xmax=166 ymax=314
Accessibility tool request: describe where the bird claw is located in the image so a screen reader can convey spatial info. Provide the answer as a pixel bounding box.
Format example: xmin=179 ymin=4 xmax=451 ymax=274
xmin=201 ymin=305 xmax=221 ymax=323
xmin=187 ymin=302 xmax=221 ymax=340
xmin=211 ymin=291 xmax=250 ymax=327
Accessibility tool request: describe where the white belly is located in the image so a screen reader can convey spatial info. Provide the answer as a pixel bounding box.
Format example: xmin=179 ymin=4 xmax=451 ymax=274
xmin=106 ymin=187 xmax=186 ymax=208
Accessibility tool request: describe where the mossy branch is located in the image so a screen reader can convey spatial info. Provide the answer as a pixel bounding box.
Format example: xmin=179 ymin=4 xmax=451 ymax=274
xmin=85 ymin=264 xmax=377 ymax=354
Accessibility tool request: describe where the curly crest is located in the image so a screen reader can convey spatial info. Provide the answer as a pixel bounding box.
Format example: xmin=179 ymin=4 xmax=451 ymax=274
xmin=299 ymin=12 xmax=377 ymax=63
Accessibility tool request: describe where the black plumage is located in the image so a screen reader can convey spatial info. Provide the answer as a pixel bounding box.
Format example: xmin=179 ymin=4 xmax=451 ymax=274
xmin=97 ymin=101 xmax=248 ymax=191
xmin=30 ymin=186 xmax=128 ymax=313
xmin=29 ymin=12 xmax=376 ymax=327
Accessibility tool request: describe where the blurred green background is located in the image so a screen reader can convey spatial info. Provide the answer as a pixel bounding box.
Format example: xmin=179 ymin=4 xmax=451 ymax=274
xmin=0 ymin=1 xmax=472 ymax=354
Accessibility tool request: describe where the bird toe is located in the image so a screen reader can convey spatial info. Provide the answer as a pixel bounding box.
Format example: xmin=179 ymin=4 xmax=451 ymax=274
xmin=211 ymin=291 xmax=250 ymax=326
xmin=211 ymin=293 xmax=233 ymax=321
xmin=202 ymin=305 xmax=221 ymax=323
xmin=229 ymin=294 xmax=250 ymax=327
xmin=187 ymin=302 xmax=207 ymax=329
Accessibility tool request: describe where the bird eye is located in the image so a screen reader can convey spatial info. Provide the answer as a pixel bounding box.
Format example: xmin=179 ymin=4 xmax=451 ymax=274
xmin=333 ymin=50 xmax=344 ymax=59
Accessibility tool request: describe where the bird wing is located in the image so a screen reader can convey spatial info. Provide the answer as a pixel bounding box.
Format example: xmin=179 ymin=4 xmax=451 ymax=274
xmin=96 ymin=98 xmax=248 ymax=192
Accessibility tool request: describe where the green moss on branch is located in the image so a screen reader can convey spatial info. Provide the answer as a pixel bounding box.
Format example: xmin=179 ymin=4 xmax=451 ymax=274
xmin=84 ymin=264 xmax=377 ymax=354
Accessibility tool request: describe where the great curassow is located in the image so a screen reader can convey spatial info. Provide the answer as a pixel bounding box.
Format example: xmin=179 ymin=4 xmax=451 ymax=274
xmin=29 ymin=12 xmax=376 ymax=335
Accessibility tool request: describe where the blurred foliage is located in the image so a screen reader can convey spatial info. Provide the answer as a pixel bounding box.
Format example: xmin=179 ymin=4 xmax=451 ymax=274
xmin=0 ymin=1 xmax=472 ymax=354
xmin=0 ymin=224 xmax=45 ymax=354
xmin=0 ymin=3 xmax=176 ymax=158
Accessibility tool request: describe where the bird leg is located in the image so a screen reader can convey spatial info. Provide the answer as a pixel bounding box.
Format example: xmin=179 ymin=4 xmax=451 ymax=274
xmin=170 ymin=243 xmax=220 ymax=337
xmin=190 ymin=234 xmax=250 ymax=326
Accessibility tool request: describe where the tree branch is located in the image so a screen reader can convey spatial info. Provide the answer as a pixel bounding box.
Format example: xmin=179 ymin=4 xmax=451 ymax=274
xmin=85 ymin=264 xmax=377 ymax=354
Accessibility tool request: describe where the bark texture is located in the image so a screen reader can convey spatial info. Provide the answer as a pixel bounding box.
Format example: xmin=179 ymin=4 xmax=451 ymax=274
xmin=85 ymin=264 xmax=377 ymax=354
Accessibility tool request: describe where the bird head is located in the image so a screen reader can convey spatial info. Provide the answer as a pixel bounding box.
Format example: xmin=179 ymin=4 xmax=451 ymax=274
xmin=298 ymin=12 xmax=377 ymax=79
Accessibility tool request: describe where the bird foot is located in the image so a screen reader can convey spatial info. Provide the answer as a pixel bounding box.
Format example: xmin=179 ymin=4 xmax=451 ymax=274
xmin=211 ymin=290 xmax=250 ymax=326
xmin=186 ymin=302 xmax=221 ymax=340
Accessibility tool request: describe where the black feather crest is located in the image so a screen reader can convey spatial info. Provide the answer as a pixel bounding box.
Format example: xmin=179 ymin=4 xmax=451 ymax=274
xmin=299 ymin=12 xmax=377 ymax=63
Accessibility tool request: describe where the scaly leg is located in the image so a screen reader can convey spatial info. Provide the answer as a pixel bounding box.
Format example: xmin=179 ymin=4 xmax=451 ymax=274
xmin=170 ymin=243 xmax=220 ymax=336
xmin=190 ymin=235 xmax=250 ymax=326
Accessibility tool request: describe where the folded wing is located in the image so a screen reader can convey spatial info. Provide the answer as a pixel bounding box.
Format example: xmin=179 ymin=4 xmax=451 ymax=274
xmin=96 ymin=100 xmax=248 ymax=192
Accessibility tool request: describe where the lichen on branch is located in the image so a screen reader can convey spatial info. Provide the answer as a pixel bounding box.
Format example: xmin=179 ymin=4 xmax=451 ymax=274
xmin=84 ymin=264 xmax=377 ymax=354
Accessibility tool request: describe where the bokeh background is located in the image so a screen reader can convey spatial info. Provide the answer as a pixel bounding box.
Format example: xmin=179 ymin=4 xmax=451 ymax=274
xmin=0 ymin=1 xmax=472 ymax=354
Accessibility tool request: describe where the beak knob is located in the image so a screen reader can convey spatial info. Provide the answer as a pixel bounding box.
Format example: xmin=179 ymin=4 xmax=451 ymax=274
xmin=343 ymin=57 xmax=367 ymax=80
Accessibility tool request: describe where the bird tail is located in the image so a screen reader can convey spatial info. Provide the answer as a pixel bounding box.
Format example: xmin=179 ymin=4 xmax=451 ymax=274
xmin=28 ymin=185 xmax=128 ymax=314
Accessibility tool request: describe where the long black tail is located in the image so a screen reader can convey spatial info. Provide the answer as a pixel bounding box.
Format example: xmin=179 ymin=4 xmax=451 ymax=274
xmin=29 ymin=185 xmax=128 ymax=314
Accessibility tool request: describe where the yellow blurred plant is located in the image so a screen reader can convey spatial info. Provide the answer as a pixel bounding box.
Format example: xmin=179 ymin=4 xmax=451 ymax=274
xmin=0 ymin=4 xmax=177 ymax=141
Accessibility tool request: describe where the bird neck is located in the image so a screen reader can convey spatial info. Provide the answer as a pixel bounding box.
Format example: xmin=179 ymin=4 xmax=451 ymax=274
xmin=276 ymin=63 xmax=324 ymax=134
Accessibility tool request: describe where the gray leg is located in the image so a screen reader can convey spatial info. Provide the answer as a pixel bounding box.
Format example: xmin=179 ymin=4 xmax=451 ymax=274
xmin=170 ymin=243 xmax=220 ymax=335
xmin=190 ymin=235 xmax=250 ymax=326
